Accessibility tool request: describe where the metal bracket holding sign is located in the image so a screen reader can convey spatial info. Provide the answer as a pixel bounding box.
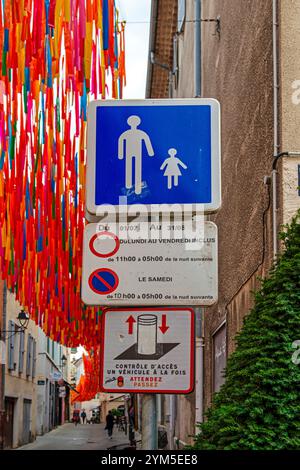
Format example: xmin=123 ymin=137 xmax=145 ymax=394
xmin=81 ymin=221 xmax=218 ymax=306
xmin=86 ymin=99 xmax=221 ymax=216
xmin=100 ymin=308 xmax=195 ymax=394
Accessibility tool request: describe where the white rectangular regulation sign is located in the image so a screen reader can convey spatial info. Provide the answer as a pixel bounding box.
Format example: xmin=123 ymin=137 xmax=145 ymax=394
xmin=81 ymin=221 xmax=218 ymax=306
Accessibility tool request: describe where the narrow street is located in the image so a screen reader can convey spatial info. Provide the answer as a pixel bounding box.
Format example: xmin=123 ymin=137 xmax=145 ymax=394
xmin=2 ymin=0 xmax=300 ymax=461
xmin=18 ymin=423 xmax=131 ymax=451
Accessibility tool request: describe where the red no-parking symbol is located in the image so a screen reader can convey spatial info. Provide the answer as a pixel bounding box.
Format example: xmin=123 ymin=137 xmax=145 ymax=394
xmin=88 ymin=268 xmax=119 ymax=295
xmin=89 ymin=231 xmax=120 ymax=258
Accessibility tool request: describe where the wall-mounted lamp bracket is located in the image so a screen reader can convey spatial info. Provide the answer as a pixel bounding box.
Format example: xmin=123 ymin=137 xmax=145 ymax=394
xmin=0 ymin=325 xmax=26 ymax=341
xmin=0 ymin=309 xmax=30 ymax=340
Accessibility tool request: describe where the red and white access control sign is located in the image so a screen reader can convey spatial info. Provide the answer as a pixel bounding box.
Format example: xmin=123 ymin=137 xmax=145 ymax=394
xmin=100 ymin=308 xmax=195 ymax=394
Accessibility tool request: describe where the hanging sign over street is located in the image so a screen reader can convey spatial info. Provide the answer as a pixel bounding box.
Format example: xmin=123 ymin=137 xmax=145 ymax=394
xmin=81 ymin=221 xmax=218 ymax=306
xmin=86 ymin=99 xmax=221 ymax=215
xmin=100 ymin=308 xmax=195 ymax=394
xmin=50 ymin=371 xmax=62 ymax=381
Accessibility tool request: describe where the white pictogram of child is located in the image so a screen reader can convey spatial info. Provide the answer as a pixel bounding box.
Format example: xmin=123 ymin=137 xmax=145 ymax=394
xmin=160 ymin=148 xmax=188 ymax=190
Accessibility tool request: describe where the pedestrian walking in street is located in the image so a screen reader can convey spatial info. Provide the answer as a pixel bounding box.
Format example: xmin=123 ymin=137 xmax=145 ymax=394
xmin=105 ymin=410 xmax=114 ymax=439
xmin=81 ymin=410 xmax=87 ymax=424
xmin=72 ymin=409 xmax=80 ymax=426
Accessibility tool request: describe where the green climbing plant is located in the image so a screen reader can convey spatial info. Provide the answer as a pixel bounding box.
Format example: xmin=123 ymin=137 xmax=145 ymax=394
xmin=192 ymin=209 xmax=300 ymax=450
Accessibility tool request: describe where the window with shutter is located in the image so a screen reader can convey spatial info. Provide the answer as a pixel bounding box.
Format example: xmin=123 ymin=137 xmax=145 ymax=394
xmin=26 ymin=334 xmax=32 ymax=377
xmin=32 ymin=339 xmax=37 ymax=379
xmin=19 ymin=329 xmax=25 ymax=373
xmin=213 ymin=324 xmax=227 ymax=393
xmin=8 ymin=321 xmax=16 ymax=371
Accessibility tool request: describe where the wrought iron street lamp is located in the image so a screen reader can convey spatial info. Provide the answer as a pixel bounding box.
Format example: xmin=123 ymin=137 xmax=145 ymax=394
xmin=0 ymin=309 xmax=30 ymax=340
xmin=60 ymin=354 xmax=67 ymax=369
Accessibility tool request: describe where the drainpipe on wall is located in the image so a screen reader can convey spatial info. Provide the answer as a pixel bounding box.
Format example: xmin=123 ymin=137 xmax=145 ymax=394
xmin=194 ymin=0 xmax=201 ymax=97
xmin=195 ymin=307 xmax=204 ymax=430
xmin=269 ymin=3 xmax=300 ymax=257
xmin=272 ymin=0 xmax=280 ymax=257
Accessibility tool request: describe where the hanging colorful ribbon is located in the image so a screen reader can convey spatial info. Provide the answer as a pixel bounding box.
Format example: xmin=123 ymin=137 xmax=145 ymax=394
xmin=71 ymin=348 xmax=101 ymax=403
xmin=0 ymin=1 xmax=126 ymax=348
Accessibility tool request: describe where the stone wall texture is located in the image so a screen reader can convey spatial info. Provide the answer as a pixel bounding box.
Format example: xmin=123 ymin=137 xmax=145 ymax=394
xmin=147 ymin=0 xmax=300 ymax=425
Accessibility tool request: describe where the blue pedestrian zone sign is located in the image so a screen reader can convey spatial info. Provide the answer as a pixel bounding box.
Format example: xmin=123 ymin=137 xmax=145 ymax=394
xmin=86 ymin=99 xmax=221 ymax=214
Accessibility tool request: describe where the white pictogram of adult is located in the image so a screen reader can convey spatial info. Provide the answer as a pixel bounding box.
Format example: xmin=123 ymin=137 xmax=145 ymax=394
xmin=160 ymin=148 xmax=188 ymax=190
xmin=118 ymin=115 xmax=154 ymax=195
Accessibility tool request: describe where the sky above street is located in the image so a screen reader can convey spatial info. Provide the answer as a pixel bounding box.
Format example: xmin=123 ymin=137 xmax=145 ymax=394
xmin=116 ymin=0 xmax=151 ymax=98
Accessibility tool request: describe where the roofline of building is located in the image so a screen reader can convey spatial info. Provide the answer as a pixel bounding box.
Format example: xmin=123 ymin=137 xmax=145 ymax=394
xmin=145 ymin=0 xmax=159 ymax=98
xmin=38 ymin=351 xmax=63 ymax=372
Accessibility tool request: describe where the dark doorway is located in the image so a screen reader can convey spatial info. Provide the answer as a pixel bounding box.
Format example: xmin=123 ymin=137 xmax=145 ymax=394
xmin=22 ymin=399 xmax=32 ymax=445
xmin=3 ymin=397 xmax=15 ymax=449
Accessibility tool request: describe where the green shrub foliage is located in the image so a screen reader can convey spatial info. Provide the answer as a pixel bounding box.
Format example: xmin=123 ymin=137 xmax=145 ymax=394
xmin=193 ymin=210 xmax=300 ymax=450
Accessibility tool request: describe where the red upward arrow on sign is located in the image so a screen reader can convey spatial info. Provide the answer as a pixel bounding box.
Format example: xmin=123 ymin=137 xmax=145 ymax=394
xmin=159 ymin=314 xmax=169 ymax=334
xmin=126 ymin=315 xmax=136 ymax=334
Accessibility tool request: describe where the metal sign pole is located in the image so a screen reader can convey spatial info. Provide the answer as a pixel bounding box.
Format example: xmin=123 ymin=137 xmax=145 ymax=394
xmin=142 ymin=394 xmax=157 ymax=450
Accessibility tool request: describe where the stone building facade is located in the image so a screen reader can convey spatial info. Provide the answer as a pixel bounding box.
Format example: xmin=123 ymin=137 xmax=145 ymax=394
xmin=146 ymin=0 xmax=300 ymax=448
xmin=2 ymin=291 xmax=38 ymax=448
xmin=36 ymin=330 xmax=71 ymax=435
